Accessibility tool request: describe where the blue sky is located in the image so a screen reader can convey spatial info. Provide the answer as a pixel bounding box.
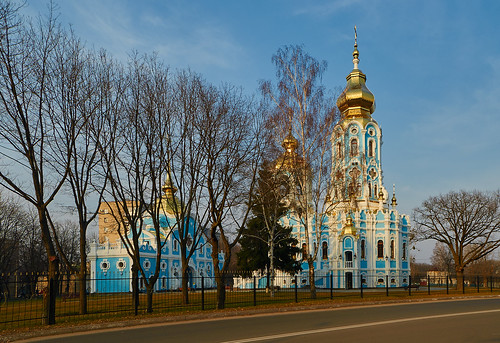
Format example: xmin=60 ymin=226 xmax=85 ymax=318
xmin=25 ymin=1 xmax=500 ymax=262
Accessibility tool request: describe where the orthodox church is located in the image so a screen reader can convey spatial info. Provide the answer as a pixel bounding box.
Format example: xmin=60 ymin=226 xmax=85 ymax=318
xmin=88 ymin=175 xmax=218 ymax=293
xmin=286 ymin=36 xmax=411 ymax=289
xmin=240 ymin=35 xmax=410 ymax=290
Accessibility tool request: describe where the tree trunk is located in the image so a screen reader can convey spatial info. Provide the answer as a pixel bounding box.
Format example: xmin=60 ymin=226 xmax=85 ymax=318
xmin=181 ymin=249 xmax=190 ymax=305
xmin=146 ymin=285 xmax=154 ymax=313
xmin=43 ymin=257 xmax=59 ymax=325
xmin=79 ymin=233 xmax=87 ymax=315
xmin=182 ymin=265 xmax=189 ymax=305
xmin=269 ymin=243 xmax=275 ymax=297
xmin=216 ymin=271 xmax=226 ymax=309
xmin=131 ymin=265 xmax=139 ymax=315
xmin=308 ymin=259 xmax=316 ymax=299
xmin=456 ymin=267 xmax=465 ymax=292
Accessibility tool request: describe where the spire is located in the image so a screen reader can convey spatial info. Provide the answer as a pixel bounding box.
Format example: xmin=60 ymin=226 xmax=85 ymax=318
xmin=162 ymin=168 xmax=177 ymax=198
xmin=391 ymin=184 xmax=398 ymax=208
xmin=336 ymin=26 xmax=376 ymax=119
xmin=353 ymin=25 xmax=359 ymax=69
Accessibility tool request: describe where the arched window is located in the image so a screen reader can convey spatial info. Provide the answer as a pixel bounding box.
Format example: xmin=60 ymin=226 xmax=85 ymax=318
xmin=368 ymin=183 xmax=372 ymax=197
xmin=361 ymin=239 xmax=366 ymax=259
xmin=337 ymin=141 xmax=342 ymax=159
xmin=377 ymin=240 xmax=384 ymax=258
xmin=368 ymin=140 xmax=374 ymax=157
xmin=322 ymin=242 xmax=328 ymax=260
xmin=374 ymin=184 xmax=378 ymax=198
xmin=302 ymin=243 xmax=307 ymax=261
xmin=402 ymin=242 xmax=407 ymax=260
xmin=390 ymin=240 xmax=395 ymax=259
xmin=350 ymin=139 xmax=358 ymax=156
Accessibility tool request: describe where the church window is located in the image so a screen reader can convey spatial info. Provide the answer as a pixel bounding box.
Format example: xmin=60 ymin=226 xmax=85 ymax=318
xmin=361 ymin=239 xmax=366 ymax=259
xmin=402 ymin=242 xmax=407 ymax=260
xmin=322 ymin=242 xmax=328 ymax=260
xmin=337 ymin=141 xmax=343 ymax=159
xmin=390 ymin=240 xmax=395 ymax=259
xmin=161 ymin=277 xmax=167 ymax=289
xmin=173 ymin=240 xmax=178 ymax=252
xmin=377 ymin=240 xmax=384 ymax=258
xmin=350 ymin=139 xmax=358 ymax=156
xmin=368 ymin=183 xmax=372 ymax=197
xmin=374 ymin=184 xmax=378 ymax=198
xmin=100 ymin=260 xmax=109 ymax=272
xmin=368 ymin=140 xmax=374 ymax=157
xmin=116 ymin=259 xmax=126 ymax=270
xmin=302 ymin=243 xmax=308 ymax=261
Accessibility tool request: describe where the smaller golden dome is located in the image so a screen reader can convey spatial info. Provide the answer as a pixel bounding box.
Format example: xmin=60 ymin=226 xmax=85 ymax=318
xmin=162 ymin=173 xmax=177 ymax=198
xmin=282 ymin=132 xmax=298 ymax=152
xmin=341 ymin=214 xmax=357 ymax=236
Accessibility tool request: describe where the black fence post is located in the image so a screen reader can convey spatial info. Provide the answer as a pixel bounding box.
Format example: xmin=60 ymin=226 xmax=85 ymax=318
xmin=409 ymin=275 xmax=412 ymax=296
xmin=330 ymin=272 xmax=333 ymax=300
xmin=477 ymin=276 xmax=480 ymax=293
xmin=446 ymin=275 xmax=449 ymax=294
xmin=294 ymin=276 xmax=298 ymax=303
xmin=427 ymin=275 xmax=430 ymax=295
xmin=386 ymin=275 xmax=389 ymax=296
xmin=491 ymin=276 xmax=493 ymax=293
xmin=462 ymin=277 xmax=465 ymax=294
xmin=201 ymin=276 xmax=205 ymax=310
xmin=360 ymin=274 xmax=363 ymax=299
xmin=253 ymin=276 xmax=257 ymax=306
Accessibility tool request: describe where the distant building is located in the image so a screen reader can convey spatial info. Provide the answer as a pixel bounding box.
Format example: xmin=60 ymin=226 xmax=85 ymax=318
xmin=88 ymin=176 xmax=218 ymax=292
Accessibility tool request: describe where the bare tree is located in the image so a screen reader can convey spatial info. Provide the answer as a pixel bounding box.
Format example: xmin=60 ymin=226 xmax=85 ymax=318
xmin=413 ymin=190 xmax=500 ymax=291
xmin=261 ymin=45 xmax=338 ymax=298
xmin=0 ymin=191 xmax=27 ymax=275
xmin=0 ymin=2 xmax=76 ymax=324
xmin=167 ymin=70 xmax=211 ymax=304
xmin=100 ymin=53 xmax=174 ymax=313
xmin=198 ymin=82 xmax=264 ymax=309
xmin=430 ymin=242 xmax=454 ymax=274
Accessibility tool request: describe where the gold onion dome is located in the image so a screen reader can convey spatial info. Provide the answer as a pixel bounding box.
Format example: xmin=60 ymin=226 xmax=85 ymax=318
xmin=275 ymin=131 xmax=303 ymax=170
xmin=336 ymin=27 xmax=376 ymax=119
xmin=282 ymin=131 xmax=298 ymax=152
xmin=342 ymin=214 xmax=357 ymax=236
xmin=162 ymin=172 xmax=177 ymax=198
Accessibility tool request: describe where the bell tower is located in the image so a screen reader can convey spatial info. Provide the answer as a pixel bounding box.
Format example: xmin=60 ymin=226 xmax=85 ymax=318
xmin=332 ymin=27 xmax=387 ymax=210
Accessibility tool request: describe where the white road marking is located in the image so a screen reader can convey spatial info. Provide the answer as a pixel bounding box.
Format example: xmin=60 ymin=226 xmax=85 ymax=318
xmin=220 ymin=308 xmax=500 ymax=343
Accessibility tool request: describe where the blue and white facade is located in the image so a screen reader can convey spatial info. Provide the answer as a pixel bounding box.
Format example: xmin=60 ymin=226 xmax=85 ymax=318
xmin=279 ymin=39 xmax=410 ymax=289
xmin=88 ymin=184 xmax=219 ymax=293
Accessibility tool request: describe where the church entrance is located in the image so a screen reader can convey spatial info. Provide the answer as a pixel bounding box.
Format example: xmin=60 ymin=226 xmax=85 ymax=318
xmin=345 ymin=272 xmax=353 ymax=289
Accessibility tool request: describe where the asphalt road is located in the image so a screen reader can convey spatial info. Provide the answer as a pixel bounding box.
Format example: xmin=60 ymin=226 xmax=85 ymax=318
xmin=18 ymin=298 xmax=500 ymax=343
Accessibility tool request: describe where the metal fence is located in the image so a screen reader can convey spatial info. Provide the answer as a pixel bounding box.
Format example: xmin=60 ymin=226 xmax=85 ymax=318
xmin=1 ymin=272 xmax=499 ymax=330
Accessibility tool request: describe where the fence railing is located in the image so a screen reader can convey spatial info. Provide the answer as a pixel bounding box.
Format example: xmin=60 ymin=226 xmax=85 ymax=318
xmin=1 ymin=272 xmax=499 ymax=330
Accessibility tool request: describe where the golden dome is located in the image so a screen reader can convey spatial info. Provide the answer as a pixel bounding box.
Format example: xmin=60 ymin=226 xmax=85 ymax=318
xmin=158 ymin=173 xmax=181 ymax=214
xmin=336 ymin=30 xmax=375 ymax=119
xmin=282 ymin=131 xmax=298 ymax=152
xmin=162 ymin=172 xmax=177 ymax=198
xmin=341 ymin=214 xmax=357 ymax=236
xmin=275 ymin=131 xmax=305 ymax=170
